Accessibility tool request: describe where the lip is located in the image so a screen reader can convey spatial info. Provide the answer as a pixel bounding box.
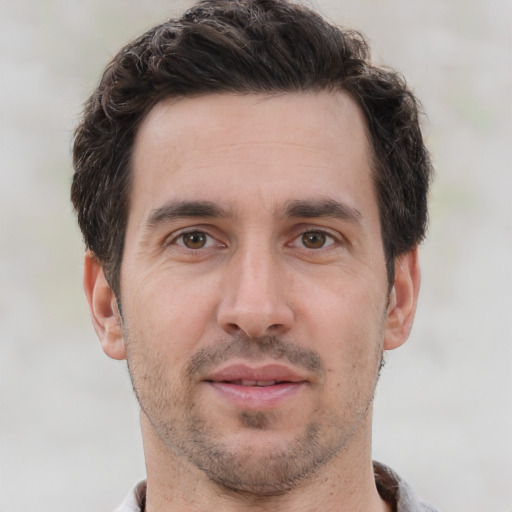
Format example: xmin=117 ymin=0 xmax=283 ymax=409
xmin=203 ymin=362 xmax=308 ymax=410
xmin=205 ymin=363 xmax=308 ymax=383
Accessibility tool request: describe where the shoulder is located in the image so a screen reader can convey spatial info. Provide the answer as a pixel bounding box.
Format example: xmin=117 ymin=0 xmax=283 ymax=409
xmin=374 ymin=461 xmax=439 ymax=512
xmin=114 ymin=480 xmax=147 ymax=512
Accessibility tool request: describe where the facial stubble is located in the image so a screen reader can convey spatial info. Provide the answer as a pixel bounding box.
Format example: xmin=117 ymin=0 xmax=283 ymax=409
xmin=123 ymin=324 xmax=385 ymax=497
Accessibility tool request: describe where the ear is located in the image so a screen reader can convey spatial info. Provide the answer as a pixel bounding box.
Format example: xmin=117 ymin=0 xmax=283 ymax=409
xmin=383 ymin=247 xmax=421 ymax=351
xmin=83 ymin=251 xmax=126 ymax=360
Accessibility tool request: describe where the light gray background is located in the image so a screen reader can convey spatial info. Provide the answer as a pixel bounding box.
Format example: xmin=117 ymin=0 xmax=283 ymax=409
xmin=1 ymin=0 xmax=511 ymax=511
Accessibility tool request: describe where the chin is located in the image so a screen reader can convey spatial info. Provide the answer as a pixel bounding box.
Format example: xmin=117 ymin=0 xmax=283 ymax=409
xmin=172 ymin=417 xmax=348 ymax=497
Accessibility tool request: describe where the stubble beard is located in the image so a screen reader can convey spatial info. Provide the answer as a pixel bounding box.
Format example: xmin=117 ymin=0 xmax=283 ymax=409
xmin=125 ymin=332 xmax=384 ymax=497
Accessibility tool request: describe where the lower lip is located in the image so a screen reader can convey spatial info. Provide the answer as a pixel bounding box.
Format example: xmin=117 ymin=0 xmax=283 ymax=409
xmin=207 ymin=381 xmax=305 ymax=410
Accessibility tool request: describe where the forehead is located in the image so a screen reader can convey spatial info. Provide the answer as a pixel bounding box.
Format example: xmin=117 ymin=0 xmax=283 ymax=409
xmin=129 ymin=92 xmax=374 ymax=221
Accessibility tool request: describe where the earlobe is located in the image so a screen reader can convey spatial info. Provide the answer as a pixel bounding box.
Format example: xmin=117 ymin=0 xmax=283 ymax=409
xmin=383 ymin=247 xmax=421 ymax=351
xmin=83 ymin=251 xmax=126 ymax=360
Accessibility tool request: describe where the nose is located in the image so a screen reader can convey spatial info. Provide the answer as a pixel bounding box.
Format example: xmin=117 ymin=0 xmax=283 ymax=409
xmin=216 ymin=243 xmax=294 ymax=338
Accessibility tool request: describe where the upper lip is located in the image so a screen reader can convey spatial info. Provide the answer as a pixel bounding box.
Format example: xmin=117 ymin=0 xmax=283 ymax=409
xmin=204 ymin=363 xmax=308 ymax=383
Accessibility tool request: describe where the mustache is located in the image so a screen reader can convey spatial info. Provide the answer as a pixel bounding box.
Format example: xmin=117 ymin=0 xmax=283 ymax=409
xmin=187 ymin=334 xmax=326 ymax=380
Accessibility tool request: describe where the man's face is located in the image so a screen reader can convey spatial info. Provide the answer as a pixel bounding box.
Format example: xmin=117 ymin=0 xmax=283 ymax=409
xmin=118 ymin=92 xmax=393 ymax=493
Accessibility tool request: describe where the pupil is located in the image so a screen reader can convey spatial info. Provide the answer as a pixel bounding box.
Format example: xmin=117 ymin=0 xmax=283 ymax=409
xmin=302 ymin=231 xmax=325 ymax=248
xmin=184 ymin=232 xmax=206 ymax=248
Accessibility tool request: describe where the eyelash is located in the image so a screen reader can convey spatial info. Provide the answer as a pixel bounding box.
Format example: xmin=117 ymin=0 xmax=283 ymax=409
xmin=166 ymin=229 xmax=222 ymax=250
xmin=166 ymin=228 xmax=340 ymax=249
xmin=289 ymin=228 xmax=339 ymax=250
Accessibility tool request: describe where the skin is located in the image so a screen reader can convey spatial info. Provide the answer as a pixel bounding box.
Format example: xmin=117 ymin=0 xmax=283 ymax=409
xmin=84 ymin=92 xmax=420 ymax=512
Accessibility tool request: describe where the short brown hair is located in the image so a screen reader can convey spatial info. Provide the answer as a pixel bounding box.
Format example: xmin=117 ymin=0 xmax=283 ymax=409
xmin=72 ymin=0 xmax=433 ymax=296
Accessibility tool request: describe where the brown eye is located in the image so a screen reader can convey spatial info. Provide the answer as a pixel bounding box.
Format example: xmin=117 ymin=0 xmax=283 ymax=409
xmin=182 ymin=232 xmax=208 ymax=249
xmin=301 ymin=231 xmax=327 ymax=249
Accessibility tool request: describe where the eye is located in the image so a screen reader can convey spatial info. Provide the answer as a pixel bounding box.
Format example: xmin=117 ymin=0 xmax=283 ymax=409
xmin=175 ymin=231 xmax=215 ymax=249
xmin=298 ymin=230 xmax=336 ymax=249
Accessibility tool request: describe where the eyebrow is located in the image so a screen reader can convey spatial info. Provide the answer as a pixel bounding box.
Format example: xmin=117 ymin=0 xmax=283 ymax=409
xmin=143 ymin=197 xmax=362 ymax=235
xmin=281 ymin=199 xmax=362 ymax=223
xmin=145 ymin=200 xmax=232 ymax=230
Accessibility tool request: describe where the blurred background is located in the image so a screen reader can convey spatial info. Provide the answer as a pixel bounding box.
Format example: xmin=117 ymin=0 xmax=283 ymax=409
xmin=0 ymin=0 xmax=510 ymax=510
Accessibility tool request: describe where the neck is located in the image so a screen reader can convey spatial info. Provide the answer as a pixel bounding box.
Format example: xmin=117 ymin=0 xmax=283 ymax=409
xmin=140 ymin=412 xmax=391 ymax=512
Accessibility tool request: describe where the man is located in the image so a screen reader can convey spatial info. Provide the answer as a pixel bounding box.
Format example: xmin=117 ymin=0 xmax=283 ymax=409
xmin=71 ymin=0 xmax=436 ymax=510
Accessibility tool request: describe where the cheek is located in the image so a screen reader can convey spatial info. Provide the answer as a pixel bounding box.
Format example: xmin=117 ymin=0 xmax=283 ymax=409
xmin=297 ymin=274 xmax=386 ymax=372
xmin=122 ymin=270 xmax=221 ymax=365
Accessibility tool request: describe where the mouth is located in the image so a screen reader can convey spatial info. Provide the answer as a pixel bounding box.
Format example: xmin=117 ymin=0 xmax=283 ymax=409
xmin=205 ymin=362 xmax=307 ymax=383
xmin=203 ymin=363 xmax=308 ymax=409
xmin=218 ymin=379 xmax=285 ymax=386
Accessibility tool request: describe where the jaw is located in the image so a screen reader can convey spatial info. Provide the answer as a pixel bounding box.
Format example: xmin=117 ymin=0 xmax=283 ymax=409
xmin=141 ymin=375 xmax=377 ymax=491
xmin=140 ymin=402 xmax=380 ymax=512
